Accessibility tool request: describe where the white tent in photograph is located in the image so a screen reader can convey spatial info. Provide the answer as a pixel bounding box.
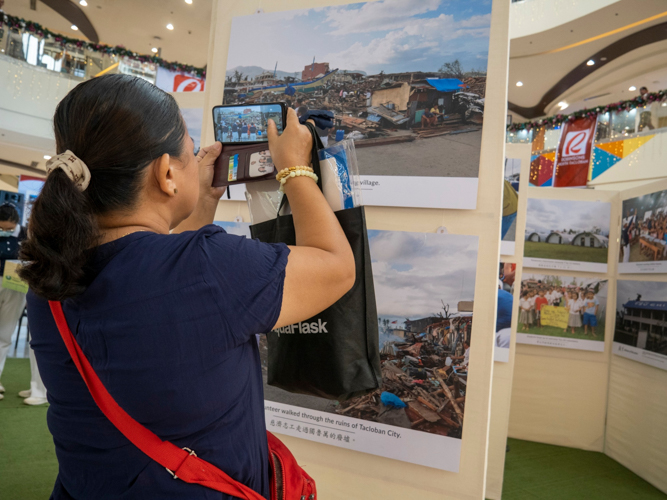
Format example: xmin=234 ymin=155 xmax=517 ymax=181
xmin=546 ymin=231 xmax=573 ymax=245
xmin=572 ymin=232 xmax=609 ymax=248
xmin=525 ymin=231 xmax=549 ymax=242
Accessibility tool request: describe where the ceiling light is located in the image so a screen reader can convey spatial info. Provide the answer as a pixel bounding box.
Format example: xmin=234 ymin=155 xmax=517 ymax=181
xmin=586 ymin=59 xmax=595 ymax=66
xmin=166 ymin=23 xmax=174 ymax=30
xmin=43 ymin=155 xmax=51 ymax=160
xmin=558 ymin=101 xmax=568 ymax=110
xmin=151 ymin=47 xmax=158 ymax=53
xmin=71 ymin=25 xmax=78 ymax=31
xmin=516 ymin=81 xmax=523 ymax=87
xmin=629 ymin=86 xmax=636 ymax=91
xmin=79 ymin=0 xmax=88 ymax=6
xmin=185 ymin=0 xmax=193 ymax=4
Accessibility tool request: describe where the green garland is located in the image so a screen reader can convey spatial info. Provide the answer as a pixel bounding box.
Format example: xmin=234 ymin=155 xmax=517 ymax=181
xmin=508 ymin=89 xmax=666 ymax=132
xmin=0 ymin=13 xmax=205 ymax=78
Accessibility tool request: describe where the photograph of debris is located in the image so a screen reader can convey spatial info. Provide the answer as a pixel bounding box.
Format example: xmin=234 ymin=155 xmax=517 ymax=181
xmin=224 ymin=0 xmax=490 ymax=189
xmin=517 ymin=273 xmax=607 ymax=352
xmin=619 ymin=188 xmax=667 ymax=274
xmin=613 ymin=280 xmax=667 ymax=371
xmin=501 ymin=158 xmax=521 ymax=255
xmin=524 ymin=198 xmax=611 ymax=273
xmin=260 ymin=230 xmax=479 ymax=444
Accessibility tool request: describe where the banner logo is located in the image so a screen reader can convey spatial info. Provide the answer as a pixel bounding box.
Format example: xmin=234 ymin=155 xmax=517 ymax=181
xmin=174 ymin=74 xmax=205 ymax=92
xmin=562 ymin=130 xmax=590 ymax=157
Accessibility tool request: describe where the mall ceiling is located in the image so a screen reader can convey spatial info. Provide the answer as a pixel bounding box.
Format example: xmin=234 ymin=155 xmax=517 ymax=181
xmin=509 ymin=0 xmax=667 ymax=120
xmin=3 ymin=0 xmax=213 ymax=67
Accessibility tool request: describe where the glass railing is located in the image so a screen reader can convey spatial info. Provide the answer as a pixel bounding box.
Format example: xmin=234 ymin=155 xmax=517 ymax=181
xmin=0 ymin=26 xmax=158 ymax=83
xmin=507 ymin=103 xmax=667 ymax=147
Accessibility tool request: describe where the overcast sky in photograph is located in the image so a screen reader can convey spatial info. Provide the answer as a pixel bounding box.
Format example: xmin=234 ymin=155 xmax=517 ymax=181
xmin=227 ymin=0 xmax=491 ymax=75
xmin=368 ymin=230 xmax=478 ymax=319
xmin=616 ymin=280 xmax=667 ymax=311
xmin=213 ymin=221 xmax=251 ymax=237
xmin=525 ymin=199 xmax=611 ymax=235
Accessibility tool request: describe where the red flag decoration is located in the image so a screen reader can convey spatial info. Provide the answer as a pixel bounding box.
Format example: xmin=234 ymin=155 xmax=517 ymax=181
xmin=554 ymin=117 xmax=597 ymax=187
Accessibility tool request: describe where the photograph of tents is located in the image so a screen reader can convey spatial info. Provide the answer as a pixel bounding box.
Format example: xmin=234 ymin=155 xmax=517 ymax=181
xmin=523 ymin=198 xmax=611 ymax=272
xmin=223 ymin=0 xmax=491 ymax=188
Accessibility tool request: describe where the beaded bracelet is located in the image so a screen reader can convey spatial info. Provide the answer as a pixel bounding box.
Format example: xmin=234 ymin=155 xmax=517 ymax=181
xmin=278 ymin=169 xmax=319 ymax=192
xmin=276 ymin=165 xmax=314 ymax=181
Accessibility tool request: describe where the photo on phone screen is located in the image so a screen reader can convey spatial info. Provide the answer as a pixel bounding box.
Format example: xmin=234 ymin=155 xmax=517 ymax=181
xmin=213 ymin=104 xmax=284 ymax=144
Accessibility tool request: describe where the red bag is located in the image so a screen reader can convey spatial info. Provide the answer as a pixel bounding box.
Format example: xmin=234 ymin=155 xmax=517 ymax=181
xmin=49 ymin=301 xmax=316 ymax=500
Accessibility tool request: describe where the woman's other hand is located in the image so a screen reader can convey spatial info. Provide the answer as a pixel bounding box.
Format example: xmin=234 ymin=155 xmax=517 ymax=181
xmin=267 ymin=108 xmax=312 ymax=170
xmin=196 ymin=141 xmax=225 ymax=203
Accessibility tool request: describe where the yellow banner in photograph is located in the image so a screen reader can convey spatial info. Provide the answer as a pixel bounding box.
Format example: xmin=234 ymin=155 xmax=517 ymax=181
xmin=540 ymin=305 xmax=569 ymax=329
xmin=2 ymin=260 xmax=29 ymax=294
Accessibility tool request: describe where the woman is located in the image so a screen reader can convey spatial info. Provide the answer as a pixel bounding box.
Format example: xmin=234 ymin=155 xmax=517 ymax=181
xmin=20 ymin=74 xmax=355 ymax=499
xmin=0 ymin=203 xmax=27 ymax=400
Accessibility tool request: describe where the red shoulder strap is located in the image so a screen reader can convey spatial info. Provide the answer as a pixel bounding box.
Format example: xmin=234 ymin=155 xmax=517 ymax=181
xmin=48 ymin=301 xmax=265 ymax=500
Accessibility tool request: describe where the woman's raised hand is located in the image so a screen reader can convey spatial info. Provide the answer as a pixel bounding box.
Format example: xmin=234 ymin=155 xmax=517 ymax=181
xmin=267 ymin=108 xmax=312 ymax=171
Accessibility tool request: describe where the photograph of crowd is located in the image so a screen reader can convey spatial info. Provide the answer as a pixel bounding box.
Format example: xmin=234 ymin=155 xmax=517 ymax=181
xmin=620 ymin=188 xmax=667 ymax=270
xmin=223 ymin=0 xmax=490 ymax=179
xmin=518 ymin=273 xmax=607 ymax=343
xmin=501 ymin=158 xmax=520 ymax=255
xmin=259 ymin=230 xmax=479 ymax=440
xmin=614 ymin=280 xmax=667 ymax=370
xmin=524 ymin=198 xmax=611 ymax=271
xmin=212 ymin=104 xmax=284 ymax=143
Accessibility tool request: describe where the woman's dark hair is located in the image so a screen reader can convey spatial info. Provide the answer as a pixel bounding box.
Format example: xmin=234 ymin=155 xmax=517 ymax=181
xmin=19 ymin=74 xmax=186 ymax=301
xmin=0 ymin=203 xmax=19 ymax=224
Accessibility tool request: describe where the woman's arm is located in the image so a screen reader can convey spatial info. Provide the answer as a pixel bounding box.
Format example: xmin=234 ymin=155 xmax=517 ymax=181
xmin=269 ymin=110 xmax=355 ymax=329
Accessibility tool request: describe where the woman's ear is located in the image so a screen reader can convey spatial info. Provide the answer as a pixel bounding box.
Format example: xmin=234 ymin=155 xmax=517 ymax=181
xmin=154 ymin=153 xmax=177 ymax=197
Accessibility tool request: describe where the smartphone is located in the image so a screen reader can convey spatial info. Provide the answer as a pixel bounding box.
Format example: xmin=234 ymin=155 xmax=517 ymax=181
xmin=212 ymin=103 xmax=286 ymax=145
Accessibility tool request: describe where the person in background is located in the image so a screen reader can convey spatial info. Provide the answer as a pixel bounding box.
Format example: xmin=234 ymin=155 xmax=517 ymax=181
xmin=566 ymin=291 xmax=582 ymax=335
xmin=249 ymin=122 xmax=257 ymax=141
xmin=519 ymin=290 xmax=531 ymax=332
xmin=452 ymin=341 xmax=470 ymax=370
xmin=0 ymin=203 xmax=47 ymax=405
xmin=621 ymin=222 xmax=631 ymax=263
xmin=241 ymin=122 xmax=249 ymax=141
xmin=296 ymin=106 xmax=309 ymax=119
xmin=638 ymin=86 xmax=655 ymax=131
xmin=534 ymin=289 xmax=548 ymax=329
xmin=582 ymin=289 xmax=599 ymax=338
xmin=231 ymin=121 xmax=239 ymax=142
xmin=421 ymin=109 xmax=437 ymax=128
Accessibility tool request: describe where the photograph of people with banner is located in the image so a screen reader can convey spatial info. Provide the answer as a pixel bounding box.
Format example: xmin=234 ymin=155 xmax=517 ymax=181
xmin=524 ymin=198 xmax=611 ymax=273
xmin=261 ymin=230 xmax=479 ymax=472
xmin=517 ymin=273 xmax=607 ymax=352
xmin=613 ymin=279 xmax=667 ymax=371
xmin=619 ymin=188 xmax=667 ymax=273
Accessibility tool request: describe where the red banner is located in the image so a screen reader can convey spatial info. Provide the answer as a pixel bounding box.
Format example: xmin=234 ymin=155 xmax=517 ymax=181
xmin=553 ymin=117 xmax=597 ymax=187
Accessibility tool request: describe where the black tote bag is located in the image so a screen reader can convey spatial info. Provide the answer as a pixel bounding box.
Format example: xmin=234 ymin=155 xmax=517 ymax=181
xmin=250 ymin=123 xmax=381 ymax=401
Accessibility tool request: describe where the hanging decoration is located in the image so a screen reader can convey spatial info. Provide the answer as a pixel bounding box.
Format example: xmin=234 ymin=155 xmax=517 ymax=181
xmin=508 ymin=89 xmax=666 ymax=132
xmin=0 ymin=13 xmax=205 ymax=78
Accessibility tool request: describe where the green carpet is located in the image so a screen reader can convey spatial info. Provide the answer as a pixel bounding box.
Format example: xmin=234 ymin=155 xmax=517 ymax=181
xmin=1 ymin=359 xmax=665 ymax=499
xmin=502 ymin=438 xmax=666 ymax=499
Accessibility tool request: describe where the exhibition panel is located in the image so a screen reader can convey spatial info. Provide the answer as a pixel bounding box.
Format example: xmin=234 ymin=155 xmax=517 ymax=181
xmin=202 ymin=0 xmax=510 ymax=497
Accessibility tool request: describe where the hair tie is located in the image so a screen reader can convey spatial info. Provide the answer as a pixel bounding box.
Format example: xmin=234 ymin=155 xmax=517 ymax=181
xmin=45 ymin=150 xmax=91 ymax=191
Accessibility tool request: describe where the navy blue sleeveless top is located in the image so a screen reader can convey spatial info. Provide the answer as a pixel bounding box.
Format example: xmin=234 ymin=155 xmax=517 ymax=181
xmin=27 ymin=226 xmax=289 ymax=499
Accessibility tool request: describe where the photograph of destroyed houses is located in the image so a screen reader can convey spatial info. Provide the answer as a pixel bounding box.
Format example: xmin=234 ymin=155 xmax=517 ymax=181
xmin=524 ymin=198 xmax=611 ymax=272
xmin=259 ymin=230 xmax=479 ymax=439
xmin=619 ymin=188 xmax=667 ymax=273
xmin=518 ymin=273 xmax=607 ymax=345
xmin=614 ymin=280 xmax=667 ymax=371
xmin=224 ymin=0 xmax=490 ymax=179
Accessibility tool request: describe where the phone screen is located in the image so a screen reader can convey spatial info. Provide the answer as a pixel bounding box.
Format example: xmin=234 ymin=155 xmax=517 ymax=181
xmin=213 ymin=103 xmax=284 ymax=144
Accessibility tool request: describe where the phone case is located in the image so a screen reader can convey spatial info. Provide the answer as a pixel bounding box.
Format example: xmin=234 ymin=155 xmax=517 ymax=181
xmin=212 ymin=143 xmax=277 ymax=187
